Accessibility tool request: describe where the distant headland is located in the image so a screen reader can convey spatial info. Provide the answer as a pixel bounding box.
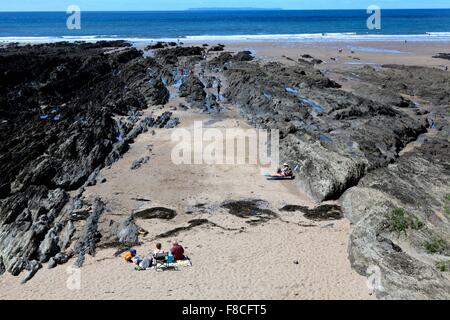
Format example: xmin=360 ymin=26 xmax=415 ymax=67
xmin=187 ymin=7 xmax=284 ymax=11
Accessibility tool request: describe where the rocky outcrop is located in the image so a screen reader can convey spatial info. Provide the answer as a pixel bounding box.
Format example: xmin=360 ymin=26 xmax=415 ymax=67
xmin=73 ymin=199 xmax=105 ymax=268
xmin=0 ymin=256 xmax=5 ymax=275
xmin=0 ymin=41 xmax=177 ymax=278
xmin=341 ymin=136 xmax=450 ymax=299
xmin=154 ymin=46 xmax=204 ymax=67
xmin=433 ymin=53 xmax=450 ymax=61
xmin=179 ymin=75 xmax=207 ymax=108
xmin=346 ymin=64 xmax=450 ymax=107
xmin=0 ymin=42 xmax=169 ymax=197
xmin=0 ymin=186 xmax=68 ymax=276
xmin=221 ymin=58 xmax=449 ymax=299
xmin=224 ymin=61 xmax=426 ymax=202
xmin=111 ymin=216 xmax=141 ymax=246
xmin=233 ymin=51 xmax=254 ymax=62
xmin=133 ymin=207 xmax=177 ymax=220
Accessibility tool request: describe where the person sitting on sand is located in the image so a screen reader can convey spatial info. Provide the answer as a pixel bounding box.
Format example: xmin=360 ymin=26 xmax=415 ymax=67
xmin=170 ymin=241 xmax=185 ymax=261
xmin=275 ymin=163 xmax=293 ymax=177
xmin=123 ymin=249 xmax=137 ymax=262
xmin=153 ymin=243 xmax=164 ymax=256
xmin=151 ymin=243 xmax=167 ymax=265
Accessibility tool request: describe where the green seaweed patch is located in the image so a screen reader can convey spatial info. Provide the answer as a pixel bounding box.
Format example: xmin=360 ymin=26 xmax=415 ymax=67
xmin=388 ymin=208 xmax=424 ymax=235
xmin=435 ymin=260 xmax=450 ymax=272
xmin=425 ymin=237 xmax=449 ymax=254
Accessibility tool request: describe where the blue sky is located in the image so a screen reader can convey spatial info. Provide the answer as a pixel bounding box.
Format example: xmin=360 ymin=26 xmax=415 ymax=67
xmin=1 ymin=0 xmax=450 ymax=11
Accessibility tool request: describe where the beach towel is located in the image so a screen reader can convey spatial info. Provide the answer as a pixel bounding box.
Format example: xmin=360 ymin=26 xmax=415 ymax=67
xmin=266 ymin=175 xmax=295 ymax=181
xmin=135 ymin=258 xmax=192 ymax=271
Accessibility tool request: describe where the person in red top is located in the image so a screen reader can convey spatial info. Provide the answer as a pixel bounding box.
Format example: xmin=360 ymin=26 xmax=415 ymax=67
xmin=170 ymin=241 xmax=185 ymax=261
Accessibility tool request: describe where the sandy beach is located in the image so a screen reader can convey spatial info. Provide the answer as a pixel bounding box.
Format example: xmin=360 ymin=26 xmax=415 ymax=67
xmin=1 ymin=38 xmax=449 ymax=300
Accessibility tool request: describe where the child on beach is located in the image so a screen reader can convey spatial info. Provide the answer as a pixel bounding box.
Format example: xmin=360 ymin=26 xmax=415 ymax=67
xmin=123 ymin=249 xmax=137 ymax=262
xmin=153 ymin=243 xmax=164 ymax=256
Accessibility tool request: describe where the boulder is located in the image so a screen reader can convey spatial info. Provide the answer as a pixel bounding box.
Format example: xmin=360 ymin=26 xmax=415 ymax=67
xmin=38 ymin=228 xmax=60 ymax=263
xmin=179 ymin=75 xmax=207 ymax=108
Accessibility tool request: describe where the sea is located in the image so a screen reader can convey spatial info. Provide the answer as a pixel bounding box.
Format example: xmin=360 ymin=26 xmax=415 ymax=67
xmin=1 ymin=9 xmax=450 ymax=43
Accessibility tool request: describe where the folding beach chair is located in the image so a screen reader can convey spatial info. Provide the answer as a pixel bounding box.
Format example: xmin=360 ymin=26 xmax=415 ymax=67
xmin=153 ymin=253 xmax=168 ymax=271
xmin=154 ymin=253 xmax=177 ymax=271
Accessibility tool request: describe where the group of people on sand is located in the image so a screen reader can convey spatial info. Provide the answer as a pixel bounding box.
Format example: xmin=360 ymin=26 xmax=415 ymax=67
xmin=274 ymin=163 xmax=294 ymax=177
xmin=123 ymin=241 xmax=187 ymax=270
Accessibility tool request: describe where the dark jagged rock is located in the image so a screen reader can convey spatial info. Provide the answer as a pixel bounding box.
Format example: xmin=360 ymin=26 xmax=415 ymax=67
xmin=0 ymin=186 xmax=68 ymax=275
xmin=114 ymin=216 xmax=140 ymax=246
xmin=0 ymin=256 xmax=5 ymax=276
xmin=209 ymin=53 xmax=233 ymax=67
xmin=59 ymin=220 xmax=74 ymax=250
xmin=133 ymin=207 xmax=177 ymax=220
xmin=145 ymin=42 xmax=166 ymax=50
xmin=224 ymin=61 xmax=426 ymax=202
xmin=433 ymin=53 xmax=450 ymax=61
xmin=38 ymin=227 xmax=60 ymax=263
xmin=96 ymin=215 xmax=141 ymax=250
xmin=208 ymin=51 xmax=254 ymax=69
xmin=48 ymin=252 xmax=70 ymax=269
xmin=341 ymin=136 xmax=450 ymax=299
xmin=164 ymin=117 xmax=180 ymax=128
xmin=155 ymin=46 xmax=204 ymax=66
xmin=0 ymin=41 xmax=170 ymax=197
xmin=347 ymin=64 xmax=450 ymax=107
xmin=73 ymin=198 xmax=105 ymax=268
xmin=208 ymin=45 xmax=225 ymax=52
xmin=233 ymin=51 xmax=254 ymax=62
xmin=130 ymin=156 xmax=150 ymax=170
xmin=21 ymin=259 xmax=41 ymax=284
xmin=179 ymin=75 xmax=207 ymax=108
xmin=0 ymin=43 xmax=178 ymax=277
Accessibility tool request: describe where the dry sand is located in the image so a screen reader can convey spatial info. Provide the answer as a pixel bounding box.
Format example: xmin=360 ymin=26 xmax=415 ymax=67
xmin=3 ymin=40 xmax=448 ymax=300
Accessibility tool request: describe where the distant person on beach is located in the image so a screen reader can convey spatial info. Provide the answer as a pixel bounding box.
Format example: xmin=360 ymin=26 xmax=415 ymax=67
xmin=275 ymin=163 xmax=293 ymax=177
xmin=216 ymin=79 xmax=222 ymax=101
xmin=170 ymin=241 xmax=185 ymax=261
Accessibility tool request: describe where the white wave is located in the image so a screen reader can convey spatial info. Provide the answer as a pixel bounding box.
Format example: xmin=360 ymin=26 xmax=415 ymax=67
xmin=1 ymin=32 xmax=450 ymax=44
xmin=426 ymin=32 xmax=450 ymax=36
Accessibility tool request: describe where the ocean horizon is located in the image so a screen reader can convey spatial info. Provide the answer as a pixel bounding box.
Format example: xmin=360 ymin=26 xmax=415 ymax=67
xmin=1 ymin=9 xmax=450 ymax=43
